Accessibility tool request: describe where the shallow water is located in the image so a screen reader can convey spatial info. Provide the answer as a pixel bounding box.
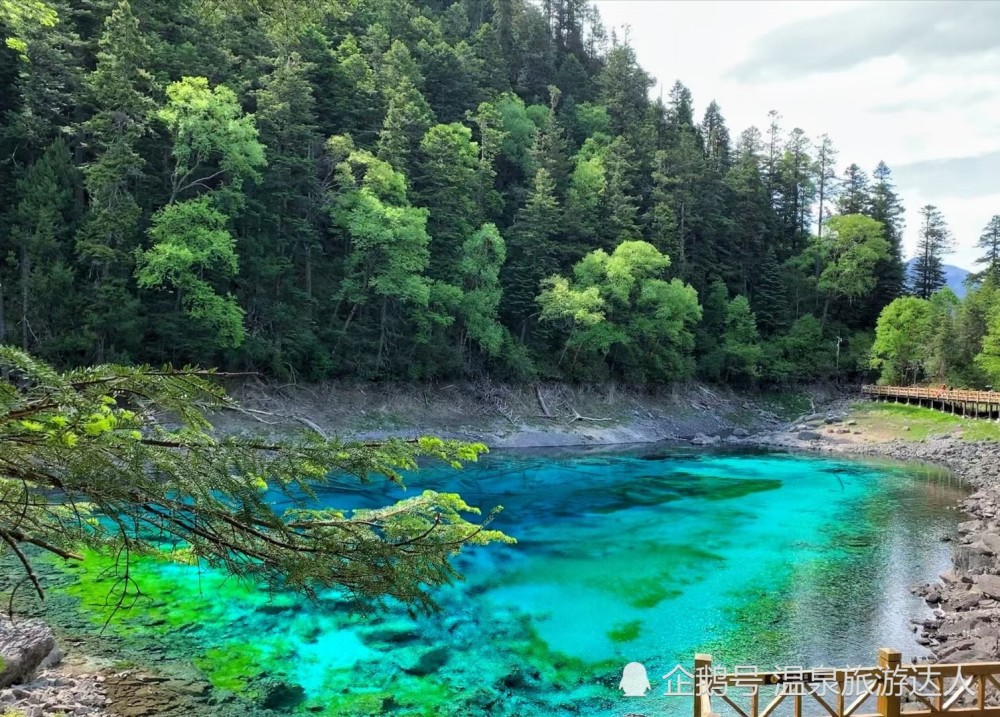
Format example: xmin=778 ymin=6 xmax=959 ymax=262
xmin=52 ymin=446 xmax=965 ymax=716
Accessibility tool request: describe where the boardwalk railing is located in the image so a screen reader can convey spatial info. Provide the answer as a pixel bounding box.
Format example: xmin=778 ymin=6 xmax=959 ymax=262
xmin=861 ymin=385 xmax=1000 ymax=419
xmin=693 ymin=649 xmax=1000 ymax=717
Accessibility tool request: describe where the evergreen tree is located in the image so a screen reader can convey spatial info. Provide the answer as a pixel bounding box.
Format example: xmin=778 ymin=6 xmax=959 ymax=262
xmin=910 ymin=204 xmax=953 ymax=299
xmin=0 ymin=0 xmax=964 ymax=388
xmin=836 ymin=163 xmax=869 ymax=215
xmin=528 ymin=86 xmax=571 ymax=194
xmin=813 ymin=134 xmax=837 ymax=239
xmin=973 ymin=215 xmax=1000 ymax=285
xmin=501 ymin=168 xmax=560 ymax=342
xmin=726 ymin=128 xmax=774 ymax=293
xmin=0 ymin=347 xmax=509 ymax=611
xmin=722 ymin=295 xmax=762 ymax=383
xmin=10 ymin=138 xmax=81 ymax=355
xmin=752 ymin=248 xmax=787 ymax=336
xmin=864 ymin=161 xmax=906 ymax=319
xmin=457 ymin=223 xmax=508 ymax=358
xmin=700 ymin=100 xmax=731 ymax=173
xmin=241 ymin=54 xmax=325 ymax=375
xmin=596 ymin=40 xmax=651 ymax=137
xmin=75 ymin=0 xmax=155 ymax=363
xmin=413 ymin=122 xmax=481 ymax=280
xmin=776 ymin=128 xmax=814 ymax=253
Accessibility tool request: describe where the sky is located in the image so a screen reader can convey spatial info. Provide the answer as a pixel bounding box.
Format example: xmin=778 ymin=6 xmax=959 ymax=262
xmin=592 ymin=0 xmax=1000 ymax=270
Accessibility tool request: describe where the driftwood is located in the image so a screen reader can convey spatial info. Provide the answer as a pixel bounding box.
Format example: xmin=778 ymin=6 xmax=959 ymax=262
xmin=226 ymin=405 xmax=331 ymax=439
xmin=566 ymin=409 xmax=613 ymax=425
xmin=473 ymin=378 xmax=517 ymax=424
xmin=536 ymin=385 xmax=553 ymax=418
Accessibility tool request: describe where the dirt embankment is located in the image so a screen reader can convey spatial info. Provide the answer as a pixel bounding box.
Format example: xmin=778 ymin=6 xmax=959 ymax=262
xmin=210 ymin=379 xmax=842 ymax=448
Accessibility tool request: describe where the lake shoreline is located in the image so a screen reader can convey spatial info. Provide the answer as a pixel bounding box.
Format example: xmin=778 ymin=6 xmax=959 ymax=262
xmin=745 ymin=402 xmax=1000 ymax=665
xmin=4 ymin=389 xmax=999 ymax=715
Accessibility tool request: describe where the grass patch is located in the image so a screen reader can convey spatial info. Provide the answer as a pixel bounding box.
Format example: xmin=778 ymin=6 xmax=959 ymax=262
xmin=848 ymin=402 xmax=1000 ymax=442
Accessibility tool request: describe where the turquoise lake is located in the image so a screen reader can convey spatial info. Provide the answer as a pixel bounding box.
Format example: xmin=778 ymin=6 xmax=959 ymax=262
xmin=52 ymin=446 xmax=965 ymax=716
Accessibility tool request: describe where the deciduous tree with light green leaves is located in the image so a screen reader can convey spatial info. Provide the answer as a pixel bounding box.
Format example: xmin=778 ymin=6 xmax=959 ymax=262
xmin=329 ymin=139 xmax=433 ymax=375
xmin=814 ymin=214 xmax=890 ymax=326
xmin=136 ymin=76 xmax=266 ymax=349
xmin=975 ymin=287 xmax=1000 ymax=386
xmin=537 ymin=241 xmax=701 ymax=379
xmin=136 ymin=197 xmax=246 ymax=348
xmin=870 ymin=296 xmax=933 ymax=385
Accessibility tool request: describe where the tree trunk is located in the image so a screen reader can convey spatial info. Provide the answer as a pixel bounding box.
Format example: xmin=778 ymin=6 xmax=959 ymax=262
xmin=20 ymin=244 xmax=29 ymax=350
xmin=304 ymin=244 xmax=313 ymax=322
xmin=376 ymin=297 xmax=388 ymax=374
xmin=0 ymin=275 xmax=6 ymax=344
xmin=820 ymin=294 xmax=831 ymax=332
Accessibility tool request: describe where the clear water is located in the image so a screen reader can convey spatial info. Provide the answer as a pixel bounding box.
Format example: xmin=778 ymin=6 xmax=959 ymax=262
xmin=52 ymin=446 xmax=965 ymax=716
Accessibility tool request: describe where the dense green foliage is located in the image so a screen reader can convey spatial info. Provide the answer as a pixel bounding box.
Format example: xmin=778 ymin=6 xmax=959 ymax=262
xmin=0 ymin=0 xmax=922 ymax=385
xmin=0 ymin=347 xmax=509 ymax=611
xmin=871 ymin=278 xmax=1000 ymax=388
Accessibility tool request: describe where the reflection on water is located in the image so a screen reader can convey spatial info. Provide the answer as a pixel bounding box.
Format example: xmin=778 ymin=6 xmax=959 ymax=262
xmin=54 ymin=446 xmax=966 ymax=716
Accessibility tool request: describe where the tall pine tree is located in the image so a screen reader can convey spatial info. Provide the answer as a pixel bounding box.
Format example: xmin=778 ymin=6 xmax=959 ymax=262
xmin=910 ymin=204 xmax=953 ymax=299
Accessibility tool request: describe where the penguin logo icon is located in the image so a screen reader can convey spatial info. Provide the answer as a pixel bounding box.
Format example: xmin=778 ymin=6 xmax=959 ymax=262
xmin=619 ymin=662 xmax=651 ymax=697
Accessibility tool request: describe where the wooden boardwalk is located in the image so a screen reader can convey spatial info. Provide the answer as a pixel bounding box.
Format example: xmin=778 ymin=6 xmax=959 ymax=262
xmin=862 ymin=385 xmax=1000 ymax=419
xmin=692 ymin=649 xmax=1000 ymax=717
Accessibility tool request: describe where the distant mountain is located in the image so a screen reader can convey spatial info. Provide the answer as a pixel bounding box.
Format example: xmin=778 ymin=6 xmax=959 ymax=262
xmin=905 ymin=258 xmax=971 ymax=298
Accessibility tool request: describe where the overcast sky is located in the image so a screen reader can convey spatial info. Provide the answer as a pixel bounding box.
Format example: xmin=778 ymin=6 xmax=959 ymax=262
xmin=592 ymin=0 xmax=1000 ymax=270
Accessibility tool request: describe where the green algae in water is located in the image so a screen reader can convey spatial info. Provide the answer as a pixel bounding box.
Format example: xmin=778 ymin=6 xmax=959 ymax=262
xmin=44 ymin=448 xmax=965 ymax=717
xmin=607 ymin=620 xmax=642 ymax=643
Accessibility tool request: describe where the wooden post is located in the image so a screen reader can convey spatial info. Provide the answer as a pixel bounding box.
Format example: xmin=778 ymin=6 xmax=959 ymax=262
xmin=876 ymin=648 xmax=901 ymax=717
xmin=694 ymin=653 xmax=712 ymax=717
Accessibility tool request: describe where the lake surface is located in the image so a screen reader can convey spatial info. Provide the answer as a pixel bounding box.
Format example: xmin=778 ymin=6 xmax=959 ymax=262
xmin=53 ymin=446 xmax=965 ymax=716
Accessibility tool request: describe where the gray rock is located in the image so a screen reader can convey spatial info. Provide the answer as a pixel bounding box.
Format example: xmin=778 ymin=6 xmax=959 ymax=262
xmin=732 ymin=428 xmax=750 ymax=438
xmin=798 ymin=431 xmax=822 ymax=441
xmin=975 ymin=574 xmax=1000 ymax=600
xmin=0 ymin=619 xmax=58 ymax=688
xmin=950 ymin=592 xmax=984 ymax=611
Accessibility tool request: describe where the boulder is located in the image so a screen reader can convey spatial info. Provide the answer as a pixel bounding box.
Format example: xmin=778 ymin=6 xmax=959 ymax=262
xmin=950 ymin=592 xmax=984 ymax=611
xmin=690 ymin=434 xmax=721 ymax=446
xmin=731 ymin=428 xmax=750 ymax=438
xmin=0 ymin=619 xmax=59 ymax=688
xmin=798 ymin=431 xmax=822 ymax=441
xmin=975 ymin=574 xmax=1000 ymax=600
xmin=979 ymin=533 xmax=1000 ymax=555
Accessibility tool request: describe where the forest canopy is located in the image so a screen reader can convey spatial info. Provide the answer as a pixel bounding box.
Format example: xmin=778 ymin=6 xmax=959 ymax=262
xmin=1 ymin=0 xmax=993 ymax=387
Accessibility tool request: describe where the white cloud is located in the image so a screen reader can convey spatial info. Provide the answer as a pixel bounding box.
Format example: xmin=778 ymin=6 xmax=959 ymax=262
xmin=592 ymin=0 xmax=1000 ymax=270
